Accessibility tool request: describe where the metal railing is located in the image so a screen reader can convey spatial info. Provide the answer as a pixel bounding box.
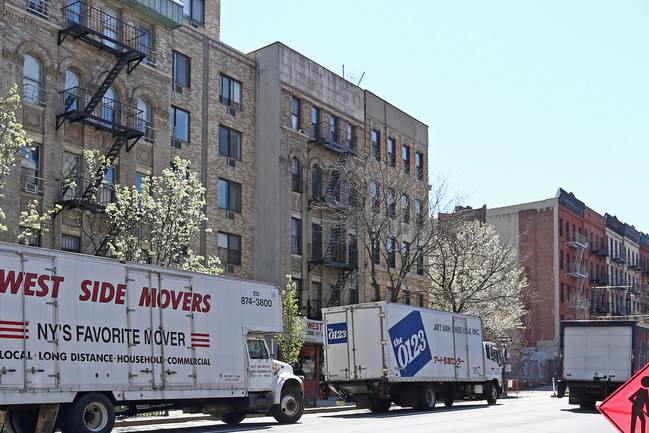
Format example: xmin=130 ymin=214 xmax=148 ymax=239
xmin=21 ymin=171 xmax=45 ymax=195
xmin=26 ymin=0 xmax=52 ymax=19
xmin=566 ymin=232 xmax=588 ymax=248
xmin=57 ymin=177 xmax=115 ymax=207
xmin=311 ymin=122 xmax=357 ymax=151
xmin=23 ymin=82 xmax=46 ymax=106
xmin=59 ymin=86 xmax=141 ymax=131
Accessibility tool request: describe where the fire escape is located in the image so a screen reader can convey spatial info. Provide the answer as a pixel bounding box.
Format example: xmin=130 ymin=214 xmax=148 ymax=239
xmin=55 ymin=2 xmax=146 ymax=254
xmin=566 ymin=232 xmax=589 ymax=316
xmin=308 ymin=122 xmax=358 ymax=309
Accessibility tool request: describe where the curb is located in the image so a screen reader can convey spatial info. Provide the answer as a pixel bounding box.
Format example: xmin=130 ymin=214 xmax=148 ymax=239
xmin=115 ymin=404 xmax=357 ymax=427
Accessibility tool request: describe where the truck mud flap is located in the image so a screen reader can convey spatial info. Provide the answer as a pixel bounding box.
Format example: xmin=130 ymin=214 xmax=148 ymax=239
xmin=0 ymin=409 xmax=6 ymax=432
xmin=35 ymin=403 xmax=59 ymax=433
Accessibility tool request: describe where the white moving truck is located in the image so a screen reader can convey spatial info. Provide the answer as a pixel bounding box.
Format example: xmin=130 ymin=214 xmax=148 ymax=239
xmin=0 ymin=242 xmax=304 ymax=433
xmin=322 ymin=302 xmax=502 ymax=411
xmin=557 ymin=320 xmax=649 ymax=408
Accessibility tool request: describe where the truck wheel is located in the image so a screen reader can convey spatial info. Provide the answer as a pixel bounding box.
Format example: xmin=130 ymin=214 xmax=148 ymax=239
xmin=416 ymin=386 xmax=436 ymax=411
xmin=443 ymin=396 xmax=454 ymax=407
xmin=369 ymin=397 xmax=391 ymax=413
xmin=485 ymin=382 xmax=498 ymax=405
xmin=61 ymin=393 xmax=115 ymax=433
xmin=5 ymin=408 xmax=38 ymax=433
xmin=221 ymin=412 xmax=246 ymax=424
xmin=272 ymin=387 xmax=304 ymax=424
xmin=579 ymin=398 xmax=596 ymax=409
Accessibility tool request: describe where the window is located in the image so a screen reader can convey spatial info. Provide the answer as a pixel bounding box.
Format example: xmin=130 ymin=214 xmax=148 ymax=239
xmin=103 ymin=6 xmax=120 ymax=48
xmin=100 ymin=166 xmax=115 ymax=205
xmin=137 ymin=98 xmax=153 ymax=142
xmin=402 ymin=144 xmax=410 ymax=173
xmin=20 ymin=227 xmax=41 ymax=247
xmin=172 ymin=51 xmax=190 ymax=88
xmin=402 ymin=241 xmax=410 ymax=264
xmin=416 ymin=293 xmax=424 ymax=307
xmin=386 ymin=188 xmax=395 ymax=219
xmin=26 ymin=0 xmax=51 ymax=18
xmin=247 ymin=339 xmax=268 ymax=360
xmin=62 ymin=152 xmax=80 ymax=200
xmin=371 ymin=182 xmax=379 ymax=213
xmin=415 ymin=200 xmax=424 ymax=227
xmin=220 ymin=74 xmax=242 ymax=110
xmin=171 ymin=106 xmax=189 ymax=143
xmin=416 ymin=152 xmax=424 ymax=180
xmin=139 ymin=23 xmax=155 ymax=67
xmin=347 ymin=124 xmax=356 ymax=150
xmin=23 ymin=53 xmax=43 ymax=105
xmin=387 ymin=238 xmax=396 ymax=268
xmin=291 ymin=97 xmax=300 ymax=130
xmin=218 ymin=179 xmax=242 ymax=213
xmin=21 ymin=144 xmax=41 ymax=194
xmin=402 ymin=194 xmax=409 ymax=223
xmin=291 ymin=218 xmax=302 ymax=255
xmin=294 ymin=278 xmax=303 ymax=310
xmin=387 ymin=138 xmax=396 ymax=167
xmin=66 ymin=0 xmax=81 ymax=24
xmin=311 ymin=107 xmax=320 ymax=139
xmin=312 ymin=165 xmax=323 ymax=199
xmin=183 ymin=0 xmax=204 ymax=25
xmin=371 ymin=129 xmax=380 ymax=160
xmin=371 ymin=286 xmax=381 ymax=302
xmin=559 ymin=218 xmax=563 ymax=237
xmin=218 ymin=232 xmax=241 ymax=265
xmin=102 ymin=86 xmax=117 ymax=125
xmin=219 ymin=125 xmax=241 ymax=160
xmin=403 ymin=290 xmax=410 ymax=305
xmin=64 ymin=69 xmax=81 ymax=112
xmin=311 ymin=223 xmax=322 ymax=260
xmin=291 ymin=158 xmax=301 ymax=193
xmin=136 ymin=173 xmax=146 ymax=193
xmin=330 ymin=115 xmax=338 ymax=142
xmin=372 ymin=232 xmax=380 ymax=264
xmin=61 ymin=234 xmax=81 ymax=252
xmin=416 ymin=254 xmax=424 ymax=276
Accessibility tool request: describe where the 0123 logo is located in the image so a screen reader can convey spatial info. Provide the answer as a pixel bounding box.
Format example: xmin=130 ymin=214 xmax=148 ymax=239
xmin=388 ymin=311 xmax=432 ymax=377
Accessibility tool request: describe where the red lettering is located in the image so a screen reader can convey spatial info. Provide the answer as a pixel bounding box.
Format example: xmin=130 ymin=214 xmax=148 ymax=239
xmin=202 ymin=294 xmax=211 ymax=312
xmin=158 ymin=289 xmax=170 ymax=308
xmin=182 ymin=292 xmax=192 ymax=311
xmin=139 ymin=287 xmax=157 ymax=307
xmin=115 ymin=284 xmax=126 ymax=305
xmin=79 ymin=280 xmax=92 ymax=301
xmin=23 ymin=273 xmax=37 ymax=296
xmin=191 ymin=293 xmax=202 ymax=312
xmin=37 ymin=274 xmax=50 ymax=297
xmin=91 ymin=281 xmax=99 ymax=302
xmin=50 ymin=276 xmax=64 ymax=298
xmin=170 ymin=290 xmax=184 ymax=309
xmin=0 ymin=270 xmax=23 ymax=294
xmin=99 ymin=282 xmax=114 ymax=303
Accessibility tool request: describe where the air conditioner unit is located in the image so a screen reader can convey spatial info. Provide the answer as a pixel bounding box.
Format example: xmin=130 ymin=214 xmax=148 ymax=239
xmin=23 ymin=183 xmax=38 ymax=194
xmin=227 ymin=107 xmax=236 ymax=117
xmin=172 ymin=83 xmax=183 ymax=94
xmin=171 ymin=138 xmax=182 ymax=149
xmin=226 ymin=211 xmax=235 ymax=220
xmin=226 ymin=158 xmax=236 ymax=168
xmin=225 ymin=265 xmax=234 ymax=273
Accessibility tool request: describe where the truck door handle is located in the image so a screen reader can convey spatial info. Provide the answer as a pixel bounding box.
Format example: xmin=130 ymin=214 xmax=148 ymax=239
xmin=165 ymin=369 xmax=177 ymax=375
xmin=1 ymin=367 xmax=16 ymax=374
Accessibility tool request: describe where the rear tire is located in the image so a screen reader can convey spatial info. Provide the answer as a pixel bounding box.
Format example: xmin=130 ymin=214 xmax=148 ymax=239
xmin=5 ymin=408 xmax=39 ymax=433
xmin=221 ymin=412 xmax=246 ymax=424
xmin=416 ymin=385 xmax=436 ymax=411
xmin=272 ymin=387 xmax=304 ymax=424
xmin=369 ymin=397 xmax=391 ymax=413
xmin=443 ymin=396 xmax=454 ymax=407
xmin=60 ymin=393 xmax=115 ymax=433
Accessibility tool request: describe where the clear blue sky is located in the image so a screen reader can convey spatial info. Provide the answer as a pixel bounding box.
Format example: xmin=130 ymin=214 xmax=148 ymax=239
xmin=221 ymin=1 xmax=649 ymax=232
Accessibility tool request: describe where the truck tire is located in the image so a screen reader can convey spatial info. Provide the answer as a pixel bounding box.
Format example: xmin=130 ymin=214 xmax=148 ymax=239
xmin=221 ymin=412 xmax=246 ymax=424
xmin=485 ymin=382 xmax=498 ymax=405
xmin=416 ymin=386 xmax=436 ymax=411
xmin=443 ymin=396 xmax=454 ymax=407
xmin=272 ymin=387 xmax=304 ymax=424
xmin=369 ymin=397 xmax=391 ymax=413
xmin=61 ymin=393 xmax=115 ymax=433
xmin=5 ymin=408 xmax=38 ymax=433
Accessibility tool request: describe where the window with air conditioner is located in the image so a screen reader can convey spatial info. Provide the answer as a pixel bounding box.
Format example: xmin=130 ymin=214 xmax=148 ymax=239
xmin=171 ymin=106 xmax=189 ymax=148
xmin=220 ymin=74 xmax=242 ymax=111
xmin=21 ymin=144 xmax=41 ymax=194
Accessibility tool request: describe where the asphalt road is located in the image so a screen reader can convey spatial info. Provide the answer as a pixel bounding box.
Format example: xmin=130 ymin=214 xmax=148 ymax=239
xmin=112 ymin=389 xmax=619 ymax=433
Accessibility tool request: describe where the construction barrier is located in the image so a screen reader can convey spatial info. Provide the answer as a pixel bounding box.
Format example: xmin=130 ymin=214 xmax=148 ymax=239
xmin=506 ymin=379 xmax=519 ymax=396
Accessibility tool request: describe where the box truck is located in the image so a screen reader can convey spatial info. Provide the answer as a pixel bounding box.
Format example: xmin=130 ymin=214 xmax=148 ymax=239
xmin=0 ymin=242 xmax=304 ymax=433
xmin=322 ymin=302 xmax=503 ymax=411
xmin=556 ymin=320 xmax=649 ymax=408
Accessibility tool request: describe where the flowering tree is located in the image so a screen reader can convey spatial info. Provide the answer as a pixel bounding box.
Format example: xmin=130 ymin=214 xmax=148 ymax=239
xmin=105 ymin=156 xmax=221 ymax=274
xmin=276 ymin=275 xmax=306 ymax=364
xmin=0 ymin=84 xmax=32 ymax=231
xmin=426 ymin=218 xmax=527 ymax=336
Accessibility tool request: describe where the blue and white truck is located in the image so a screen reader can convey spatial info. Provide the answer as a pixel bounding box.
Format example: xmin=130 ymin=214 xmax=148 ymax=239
xmin=322 ymin=302 xmax=503 ymax=411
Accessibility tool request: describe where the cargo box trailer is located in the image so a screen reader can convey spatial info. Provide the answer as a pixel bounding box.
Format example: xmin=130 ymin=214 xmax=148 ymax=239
xmin=0 ymin=242 xmax=303 ymax=433
xmin=322 ymin=302 xmax=502 ymax=411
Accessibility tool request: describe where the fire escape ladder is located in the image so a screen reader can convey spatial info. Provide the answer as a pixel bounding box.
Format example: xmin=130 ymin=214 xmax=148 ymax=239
xmin=327 ymin=268 xmax=352 ymax=307
xmin=78 ymin=133 xmax=129 ymax=204
xmin=324 ymin=225 xmax=346 ymax=264
xmin=324 ymin=152 xmax=352 ymax=202
xmin=95 ymin=222 xmax=120 ymax=257
xmin=83 ymin=52 xmax=132 ymax=115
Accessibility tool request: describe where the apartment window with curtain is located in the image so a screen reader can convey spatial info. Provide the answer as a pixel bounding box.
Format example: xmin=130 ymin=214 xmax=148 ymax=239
xmin=387 ymin=138 xmax=396 ymax=167
xmin=23 ymin=53 xmax=43 ymax=105
xmin=372 ymin=129 xmax=380 ymax=160
xmin=61 ymin=234 xmax=81 ymax=252
xmin=416 ymin=151 xmax=424 ymax=180
xmin=220 ymin=74 xmax=242 ymax=110
xmin=291 ymin=218 xmax=302 ymax=255
xmin=402 ymin=144 xmax=410 ymax=173
xmin=291 ymin=97 xmax=300 ymax=130
xmin=218 ymin=179 xmax=242 ymax=213
xmin=387 ymin=238 xmax=396 ymax=268
xmin=218 ymin=232 xmax=241 ymax=265
xmin=219 ymin=125 xmax=241 ymax=160
xmin=137 ymin=98 xmax=153 ymax=142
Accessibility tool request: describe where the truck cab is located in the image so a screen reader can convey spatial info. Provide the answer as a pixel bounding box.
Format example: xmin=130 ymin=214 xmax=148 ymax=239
xmin=483 ymin=342 xmax=504 ymax=394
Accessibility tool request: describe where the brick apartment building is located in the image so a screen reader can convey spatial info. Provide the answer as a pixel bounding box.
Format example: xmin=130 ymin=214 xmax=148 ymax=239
xmin=486 ymin=188 xmax=649 ymax=386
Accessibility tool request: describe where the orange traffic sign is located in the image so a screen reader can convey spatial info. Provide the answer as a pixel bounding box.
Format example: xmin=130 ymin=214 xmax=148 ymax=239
xmin=599 ymin=362 xmax=649 ymax=433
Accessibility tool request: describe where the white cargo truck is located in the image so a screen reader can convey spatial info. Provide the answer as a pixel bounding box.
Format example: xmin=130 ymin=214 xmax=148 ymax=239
xmin=322 ymin=302 xmax=503 ymax=411
xmin=557 ymin=320 xmax=649 ymax=408
xmin=0 ymin=242 xmax=304 ymax=433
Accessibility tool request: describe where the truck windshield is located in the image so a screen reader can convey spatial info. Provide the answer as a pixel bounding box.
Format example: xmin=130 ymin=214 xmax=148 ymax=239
xmin=247 ymin=339 xmax=269 ymax=360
